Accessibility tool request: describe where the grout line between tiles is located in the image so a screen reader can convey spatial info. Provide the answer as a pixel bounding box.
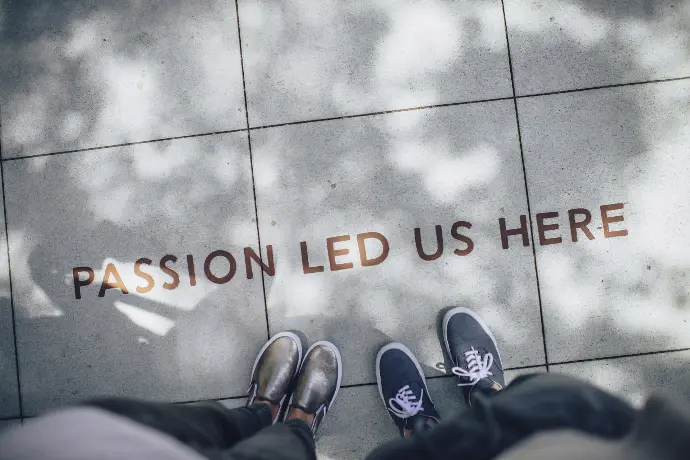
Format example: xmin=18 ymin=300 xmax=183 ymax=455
xmin=166 ymin=363 xmax=551 ymax=405
xmin=247 ymin=96 xmax=514 ymax=130
xmin=2 ymin=76 xmax=688 ymax=164
xmin=176 ymin=346 xmax=690 ymax=404
xmin=330 ymin=364 xmax=550 ymax=391
xmin=501 ymin=0 xmax=549 ymax=371
xmin=550 ymin=347 xmax=690 ymax=367
xmin=0 ymin=112 xmax=24 ymax=419
xmin=234 ymin=0 xmax=270 ymax=341
xmin=515 ymin=75 xmax=690 ymax=100
xmin=2 ymin=128 xmax=247 ymax=162
xmin=246 ymin=74 xmax=690 ymax=131
xmin=173 ymin=396 xmax=246 ymax=405
xmin=16 ymin=348 xmax=690 ymax=415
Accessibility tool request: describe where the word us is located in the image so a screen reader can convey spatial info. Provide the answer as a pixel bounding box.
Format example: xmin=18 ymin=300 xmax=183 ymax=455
xmin=72 ymin=203 xmax=627 ymax=299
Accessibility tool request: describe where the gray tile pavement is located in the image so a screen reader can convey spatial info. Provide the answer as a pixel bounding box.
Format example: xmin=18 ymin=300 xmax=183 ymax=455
xmin=0 ymin=0 xmax=246 ymax=158
xmin=252 ymin=100 xmax=544 ymax=386
xmin=519 ymin=79 xmax=690 ymax=363
xmin=3 ymin=133 xmax=267 ymax=415
xmin=0 ymin=0 xmax=688 ymax=452
xmin=504 ymin=0 xmax=690 ymax=95
xmin=239 ymin=0 xmax=513 ymax=127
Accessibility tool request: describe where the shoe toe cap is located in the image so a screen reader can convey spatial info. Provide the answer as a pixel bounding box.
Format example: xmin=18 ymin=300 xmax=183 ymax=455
xmin=293 ymin=344 xmax=340 ymax=412
xmin=254 ymin=337 xmax=301 ymax=402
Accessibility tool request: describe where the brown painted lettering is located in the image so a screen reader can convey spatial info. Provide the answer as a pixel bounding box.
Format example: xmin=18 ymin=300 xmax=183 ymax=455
xmin=414 ymin=225 xmax=443 ymax=261
xmin=451 ymin=221 xmax=474 ymax=256
xmin=134 ymin=258 xmax=155 ymax=294
xmin=536 ymin=212 xmax=562 ymax=246
xmin=159 ymin=255 xmax=180 ymax=290
xmin=499 ymin=216 xmax=529 ymax=249
xmin=244 ymin=246 xmax=275 ymax=279
xmin=357 ymin=232 xmax=390 ymax=267
xmin=327 ymin=235 xmax=354 ymax=271
xmin=73 ymin=267 xmax=95 ymax=299
xmin=186 ymin=255 xmax=197 ymax=287
xmin=204 ymin=250 xmax=237 ymax=284
xmin=300 ymin=241 xmax=324 ymax=274
xmin=568 ymin=208 xmax=594 ymax=242
xmin=601 ymin=203 xmax=628 ymax=238
xmin=98 ymin=263 xmax=129 ymax=297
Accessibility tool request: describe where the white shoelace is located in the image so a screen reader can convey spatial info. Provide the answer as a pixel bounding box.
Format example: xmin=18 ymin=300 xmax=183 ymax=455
xmin=451 ymin=347 xmax=494 ymax=387
xmin=388 ymin=384 xmax=424 ymax=418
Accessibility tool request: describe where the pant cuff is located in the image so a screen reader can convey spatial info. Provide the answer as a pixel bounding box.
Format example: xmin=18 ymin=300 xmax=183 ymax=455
xmin=284 ymin=418 xmax=316 ymax=450
xmin=247 ymin=402 xmax=274 ymax=425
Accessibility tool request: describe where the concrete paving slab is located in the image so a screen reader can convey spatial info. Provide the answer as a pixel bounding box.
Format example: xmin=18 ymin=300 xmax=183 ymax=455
xmin=0 ymin=0 xmax=246 ymax=158
xmin=253 ymin=100 xmax=545 ymax=387
xmin=0 ymin=174 xmax=20 ymax=419
xmin=0 ymin=0 xmax=685 ymax=435
xmin=3 ymin=133 xmax=267 ymax=415
xmin=504 ymin=0 xmax=690 ymax=95
xmin=552 ymin=350 xmax=690 ymax=407
xmin=239 ymin=0 xmax=512 ymax=127
xmin=518 ymin=79 xmax=690 ymax=363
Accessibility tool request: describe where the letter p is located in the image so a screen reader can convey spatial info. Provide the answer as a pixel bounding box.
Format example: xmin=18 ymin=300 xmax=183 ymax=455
xmin=73 ymin=267 xmax=95 ymax=299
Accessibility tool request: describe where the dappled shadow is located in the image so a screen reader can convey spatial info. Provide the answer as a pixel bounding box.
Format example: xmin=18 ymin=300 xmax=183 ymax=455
xmin=239 ymin=0 xmax=513 ymax=126
xmin=519 ymin=79 xmax=690 ymax=363
xmin=0 ymin=292 xmax=18 ymax=418
xmin=0 ymin=3 xmax=688 ymax=455
xmin=552 ymin=347 xmax=690 ymax=408
xmin=253 ymin=99 xmax=543 ymax=387
xmin=2 ymin=132 xmax=268 ymax=415
xmin=505 ymin=0 xmax=690 ymax=94
xmin=0 ymin=0 xmax=245 ymax=157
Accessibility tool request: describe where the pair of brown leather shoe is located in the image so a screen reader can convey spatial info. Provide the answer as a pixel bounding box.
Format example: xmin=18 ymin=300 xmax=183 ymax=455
xmin=247 ymin=332 xmax=342 ymax=436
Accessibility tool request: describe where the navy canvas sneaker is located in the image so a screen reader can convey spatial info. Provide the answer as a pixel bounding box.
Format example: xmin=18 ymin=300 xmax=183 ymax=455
xmin=376 ymin=343 xmax=440 ymax=437
xmin=443 ymin=307 xmax=505 ymax=405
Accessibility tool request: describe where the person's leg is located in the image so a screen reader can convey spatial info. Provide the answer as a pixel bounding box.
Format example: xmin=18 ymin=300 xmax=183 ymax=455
xmin=85 ymin=398 xmax=274 ymax=452
xmin=440 ymin=307 xmax=633 ymax=445
xmin=87 ymin=331 xmax=303 ymax=456
xmin=366 ymin=307 xmax=635 ymax=460
xmin=221 ymin=419 xmax=316 ymax=460
xmin=366 ymin=372 xmax=635 ymax=460
xmin=226 ymin=341 xmax=342 ymax=460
